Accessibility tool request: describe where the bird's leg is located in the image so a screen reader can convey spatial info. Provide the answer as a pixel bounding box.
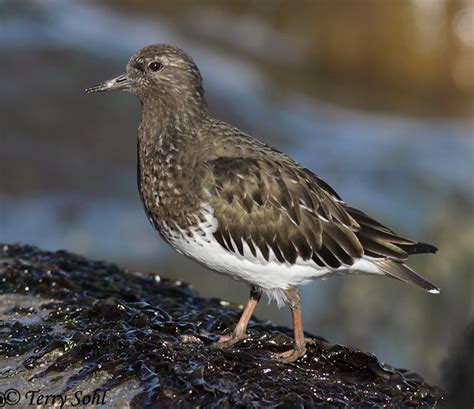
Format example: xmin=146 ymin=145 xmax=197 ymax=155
xmin=213 ymin=286 xmax=261 ymax=349
xmin=274 ymin=286 xmax=307 ymax=363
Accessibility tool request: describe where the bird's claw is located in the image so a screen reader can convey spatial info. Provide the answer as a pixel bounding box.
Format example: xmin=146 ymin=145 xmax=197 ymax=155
xmin=273 ymin=345 xmax=307 ymax=363
xmin=211 ymin=332 xmax=247 ymax=349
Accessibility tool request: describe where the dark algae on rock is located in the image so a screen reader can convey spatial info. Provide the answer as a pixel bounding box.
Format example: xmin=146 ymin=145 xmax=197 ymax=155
xmin=0 ymin=244 xmax=442 ymax=407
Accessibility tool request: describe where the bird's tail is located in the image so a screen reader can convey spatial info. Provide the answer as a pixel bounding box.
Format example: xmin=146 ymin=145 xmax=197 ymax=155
xmin=373 ymin=259 xmax=440 ymax=294
xmin=401 ymin=241 xmax=438 ymax=255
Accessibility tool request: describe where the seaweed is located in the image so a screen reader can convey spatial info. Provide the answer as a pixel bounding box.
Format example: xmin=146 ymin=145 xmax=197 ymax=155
xmin=0 ymin=244 xmax=442 ymax=407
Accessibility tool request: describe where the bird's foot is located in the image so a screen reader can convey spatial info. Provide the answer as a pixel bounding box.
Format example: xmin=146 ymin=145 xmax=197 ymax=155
xmin=274 ymin=344 xmax=307 ymax=363
xmin=211 ymin=332 xmax=247 ymax=349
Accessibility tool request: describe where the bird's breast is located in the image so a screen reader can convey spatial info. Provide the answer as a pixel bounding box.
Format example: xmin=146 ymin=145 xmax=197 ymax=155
xmin=137 ymin=145 xmax=206 ymax=241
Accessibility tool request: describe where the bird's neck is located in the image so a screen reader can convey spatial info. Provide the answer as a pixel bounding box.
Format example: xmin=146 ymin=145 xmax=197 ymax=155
xmin=137 ymin=100 xmax=208 ymax=230
xmin=137 ymin=99 xmax=207 ymax=193
xmin=138 ymin=97 xmax=207 ymax=145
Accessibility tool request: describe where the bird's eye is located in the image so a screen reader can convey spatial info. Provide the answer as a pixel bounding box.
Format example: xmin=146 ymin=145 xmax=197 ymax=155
xmin=148 ymin=61 xmax=163 ymax=72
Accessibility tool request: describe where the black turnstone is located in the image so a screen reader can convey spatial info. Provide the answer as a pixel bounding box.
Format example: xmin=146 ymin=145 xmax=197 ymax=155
xmin=86 ymin=44 xmax=439 ymax=362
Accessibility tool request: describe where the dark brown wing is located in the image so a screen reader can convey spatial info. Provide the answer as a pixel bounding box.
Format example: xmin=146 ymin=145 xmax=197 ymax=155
xmin=205 ymin=156 xmax=436 ymax=270
xmin=206 ymin=156 xmax=363 ymax=267
xmin=344 ymin=206 xmax=437 ymax=257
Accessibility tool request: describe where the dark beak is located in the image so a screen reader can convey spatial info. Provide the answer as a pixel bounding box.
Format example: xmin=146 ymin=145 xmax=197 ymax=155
xmin=85 ymin=73 xmax=132 ymax=93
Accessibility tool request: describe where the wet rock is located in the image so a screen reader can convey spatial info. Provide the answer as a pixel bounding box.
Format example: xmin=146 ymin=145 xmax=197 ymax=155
xmin=0 ymin=244 xmax=443 ymax=407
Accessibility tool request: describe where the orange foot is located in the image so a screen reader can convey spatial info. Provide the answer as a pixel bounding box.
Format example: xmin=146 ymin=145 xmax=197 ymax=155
xmin=273 ymin=345 xmax=307 ymax=363
xmin=211 ymin=332 xmax=247 ymax=349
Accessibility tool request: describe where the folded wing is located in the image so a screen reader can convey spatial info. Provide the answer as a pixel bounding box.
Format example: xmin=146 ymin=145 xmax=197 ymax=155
xmin=205 ymin=156 xmax=438 ymax=292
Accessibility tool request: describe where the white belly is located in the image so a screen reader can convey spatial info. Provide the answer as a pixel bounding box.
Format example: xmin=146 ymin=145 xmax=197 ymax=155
xmin=162 ymin=204 xmax=382 ymax=306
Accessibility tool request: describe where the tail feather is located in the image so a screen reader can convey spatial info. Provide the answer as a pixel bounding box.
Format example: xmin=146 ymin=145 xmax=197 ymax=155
xmin=373 ymin=259 xmax=440 ymax=294
xmin=346 ymin=206 xmax=438 ymax=259
xmin=402 ymin=241 xmax=438 ymax=255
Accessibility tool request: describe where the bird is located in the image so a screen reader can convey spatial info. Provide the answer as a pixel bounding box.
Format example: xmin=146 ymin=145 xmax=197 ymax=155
xmin=86 ymin=44 xmax=439 ymax=362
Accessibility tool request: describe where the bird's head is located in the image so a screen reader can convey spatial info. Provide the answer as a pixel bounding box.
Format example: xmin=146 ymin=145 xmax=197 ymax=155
xmin=86 ymin=44 xmax=207 ymax=116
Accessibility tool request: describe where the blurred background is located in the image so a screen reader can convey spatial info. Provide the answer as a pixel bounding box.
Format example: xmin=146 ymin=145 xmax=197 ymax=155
xmin=1 ymin=0 xmax=473 ymax=387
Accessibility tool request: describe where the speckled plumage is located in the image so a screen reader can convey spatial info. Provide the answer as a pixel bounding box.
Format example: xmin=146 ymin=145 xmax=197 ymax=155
xmin=87 ymin=44 xmax=439 ymax=362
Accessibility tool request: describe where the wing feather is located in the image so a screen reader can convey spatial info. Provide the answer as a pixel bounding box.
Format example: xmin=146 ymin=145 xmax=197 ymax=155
xmin=206 ymin=156 xmax=435 ymax=270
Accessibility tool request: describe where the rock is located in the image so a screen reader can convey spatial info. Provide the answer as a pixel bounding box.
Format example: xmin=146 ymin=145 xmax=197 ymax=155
xmin=0 ymin=244 xmax=443 ymax=408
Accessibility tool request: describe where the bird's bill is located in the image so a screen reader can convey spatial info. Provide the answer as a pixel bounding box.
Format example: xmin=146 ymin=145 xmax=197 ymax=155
xmin=85 ymin=73 xmax=132 ymax=93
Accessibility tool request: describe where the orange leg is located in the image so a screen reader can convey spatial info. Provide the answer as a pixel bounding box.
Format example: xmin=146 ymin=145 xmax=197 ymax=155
xmin=275 ymin=286 xmax=307 ymax=362
xmin=213 ymin=286 xmax=261 ymax=348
